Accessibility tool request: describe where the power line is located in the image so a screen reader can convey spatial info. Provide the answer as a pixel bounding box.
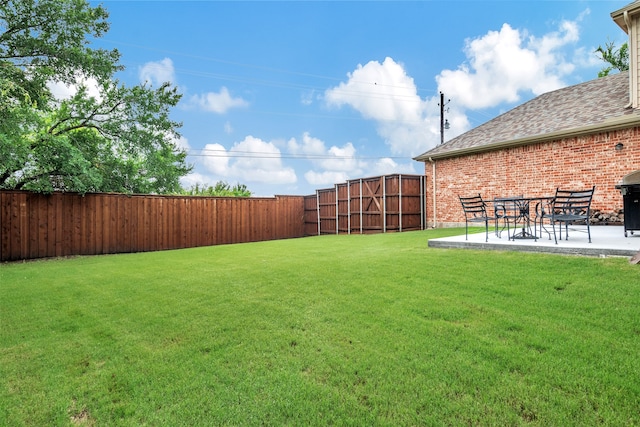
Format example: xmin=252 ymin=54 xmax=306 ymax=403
xmin=188 ymin=148 xmax=412 ymax=161
xmin=104 ymin=38 xmax=441 ymax=97
xmin=102 ymin=38 xmax=346 ymax=83
xmin=130 ymin=59 xmax=430 ymax=104
xmin=101 ymin=39 xmax=472 ymax=137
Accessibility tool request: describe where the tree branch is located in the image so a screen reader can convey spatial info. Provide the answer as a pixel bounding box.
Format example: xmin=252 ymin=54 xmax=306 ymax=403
xmin=0 ymin=170 xmax=13 ymax=187
xmin=49 ymin=99 xmax=125 ymax=136
xmin=12 ymin=166 xmax=63 ymax=191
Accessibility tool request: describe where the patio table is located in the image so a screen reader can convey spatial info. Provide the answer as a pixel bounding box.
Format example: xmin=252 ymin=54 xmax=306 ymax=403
xmin=494 ymin=196 xmax=553 ymax=241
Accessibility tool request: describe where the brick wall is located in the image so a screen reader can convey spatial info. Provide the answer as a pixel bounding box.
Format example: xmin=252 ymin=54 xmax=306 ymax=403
xmin=424 ymin=126 xmax=640 ymax=227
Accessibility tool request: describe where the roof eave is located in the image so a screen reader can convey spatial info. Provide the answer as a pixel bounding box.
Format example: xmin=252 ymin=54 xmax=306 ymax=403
xmin=414 ymin=113 xmax=640 ymax=162
xmin=611 ymin=1 xmax=640 ymax=32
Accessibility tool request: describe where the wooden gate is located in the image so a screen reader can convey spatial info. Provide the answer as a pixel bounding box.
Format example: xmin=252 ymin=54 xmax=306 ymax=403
xmin=311 ymin=174 xmax=426 ymax=235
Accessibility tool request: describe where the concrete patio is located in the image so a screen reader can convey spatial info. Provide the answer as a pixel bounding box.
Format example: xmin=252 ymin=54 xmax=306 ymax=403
xmin=428 ymin=225 xmax=640 ymax=258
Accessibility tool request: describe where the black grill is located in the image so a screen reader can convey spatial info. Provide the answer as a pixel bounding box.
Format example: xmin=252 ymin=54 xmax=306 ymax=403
xmin=616 ymin=170 xmax=640 ymax=237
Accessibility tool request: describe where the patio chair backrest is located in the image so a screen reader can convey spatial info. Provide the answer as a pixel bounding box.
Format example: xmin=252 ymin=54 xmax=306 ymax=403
xmin=459 ymin=194 xmax=489 ymax=219
xmin=553 ymin=187 xmax=595 ymax=215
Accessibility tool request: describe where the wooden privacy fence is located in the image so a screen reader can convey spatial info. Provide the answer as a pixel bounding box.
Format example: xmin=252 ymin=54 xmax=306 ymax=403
xmin=0 ymin=191 xmax=306 ymax=262
xmin=1 ymin=174 xmax=428 ymax=261
xmin=307 ymin=174 xmax=427 ymax=235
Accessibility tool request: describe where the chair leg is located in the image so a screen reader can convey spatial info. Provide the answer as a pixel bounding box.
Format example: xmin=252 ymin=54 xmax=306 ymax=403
xmin=537 ymin=216 xmax=548 ymax=241
xmin=510 ymin=218 xmax=516 ymax=241
xmin=543 ymin=217 xmax=552 ymax=240
xmin=558 ymin=221 xmax=565 ymax=241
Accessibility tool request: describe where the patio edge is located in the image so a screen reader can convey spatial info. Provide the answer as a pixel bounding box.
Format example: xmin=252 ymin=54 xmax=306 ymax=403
xmin=427 ymin=239 xmax=637 ymax=258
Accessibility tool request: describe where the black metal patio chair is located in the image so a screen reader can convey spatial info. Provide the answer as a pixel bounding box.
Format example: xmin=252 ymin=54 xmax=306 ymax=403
xmin=459 ymin=194 xmax=498 ymax=242
xmin=534 ymin=198 xmax=554 ymax=241
xmin=549 ymin=186 xmax=595 ymax=244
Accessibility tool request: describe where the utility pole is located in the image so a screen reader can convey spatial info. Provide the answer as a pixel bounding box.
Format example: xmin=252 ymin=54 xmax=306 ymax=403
xmin=439 ymin=92 xmax=450 ymax=145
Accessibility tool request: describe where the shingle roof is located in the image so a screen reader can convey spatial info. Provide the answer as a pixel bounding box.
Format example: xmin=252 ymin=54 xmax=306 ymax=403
xmin=415 ymin=72 xmax=640 ymax=161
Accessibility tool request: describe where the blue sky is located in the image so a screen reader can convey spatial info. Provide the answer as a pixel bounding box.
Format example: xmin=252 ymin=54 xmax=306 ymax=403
xmin=86 ymin=0 xmax=629 ymax=196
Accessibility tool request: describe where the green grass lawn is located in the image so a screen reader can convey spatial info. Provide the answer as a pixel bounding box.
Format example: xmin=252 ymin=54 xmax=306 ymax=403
xmin=1 ymin=228 xmax=640 ymax=426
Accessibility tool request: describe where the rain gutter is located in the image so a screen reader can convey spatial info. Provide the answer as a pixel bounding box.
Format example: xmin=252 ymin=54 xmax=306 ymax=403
xmin=414 ymin=113 xmax=640 ymax=162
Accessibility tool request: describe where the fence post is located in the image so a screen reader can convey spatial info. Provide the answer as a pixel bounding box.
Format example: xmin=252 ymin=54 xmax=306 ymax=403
xmin=347 ymin=180 xmax=351 ymax=235
xmin=421 ymin=175 xmax=426 ymax=230
xmin=316 ymin=190 xmax=320 ymax=236
xmin=383 ymin=176 xmax=386 ymax=233
xmin=335 ymin=185 xmax=339 ymax=235
xmin=359 ymin=179 xmax=363 ymax=234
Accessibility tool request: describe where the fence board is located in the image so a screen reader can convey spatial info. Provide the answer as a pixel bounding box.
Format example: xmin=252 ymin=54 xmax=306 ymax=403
xmin=29 ymin=195 xmax=40 ymax=259
xmin=2 ymin=195 xmax=22 ymax=257
xmin=303 ymin=195 xmax=318 ymax=236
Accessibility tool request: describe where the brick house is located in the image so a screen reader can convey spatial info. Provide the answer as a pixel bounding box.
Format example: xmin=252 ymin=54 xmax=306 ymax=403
xmin=414 ymin=1 xmax=640 ymax=227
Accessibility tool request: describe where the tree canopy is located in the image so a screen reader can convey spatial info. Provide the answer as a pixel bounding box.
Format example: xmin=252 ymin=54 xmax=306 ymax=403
xmin=0 ymin=0 xmax=191 ymax=194
xmin=595 ymin=41 xmax=629 ymax=78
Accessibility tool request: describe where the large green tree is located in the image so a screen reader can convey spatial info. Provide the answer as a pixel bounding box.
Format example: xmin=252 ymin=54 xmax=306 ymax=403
xmin=0 ymin=0 xmax=191 ymax=194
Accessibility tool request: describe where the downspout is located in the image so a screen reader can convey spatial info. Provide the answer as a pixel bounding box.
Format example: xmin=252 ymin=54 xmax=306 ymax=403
xmin=624 ymin=10 xmax=633 ymax=109
xmin=428 ymin=157 xmax=436 ymax=228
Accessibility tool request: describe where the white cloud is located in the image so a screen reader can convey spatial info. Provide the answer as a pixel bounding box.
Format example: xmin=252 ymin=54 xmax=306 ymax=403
xmin=371 ymin=158 xmax=417 ymax=176
xmin=200 ymin=143 xmax=231 ymax=176
xmin=173 ymin=135 xmax=191 ymax=152
xmin=304 ymin=170 xmax=349 ymax=186
xmin=301 ymin=89 xmax=316 ymax=106
xmin=188 ymin=87 xmax=249 ymax=114
xmin=200 ymin=136 xmax=296 ymax=185
xmin=180 ymin=171 xmax=213 ymax=189
xmin=288 ymin=132 xmax=326 ymax=156
xmin=195 ymin=132 xmax=420 ymax=192
xmin=304 ymin=154 xmax=417 ymax=187
xmin=50 ymin=59 xmax=175 ymax=102
xmin=326 ymin=57 xmax=423 ymax=123
xmin=436 ymin=18 xmax=581 ymax=110
xmin=324 ymin=13 xmax=588 ymax=156
xmin=139 ymin=58 xmax=175 ymax=86
xmin=138 ymin=59 xmax=248 ymax=115
xmin=318 ymin=143 xmax=361 ymax=173
xmin=287 ymin=132 xmax=367 ymax=186
xmin=325 ymin=57 xmax=436 ymax=156
xmin=371 ymin=158 xmax=398 ymax=175
xmin=48 ymin=80 xmax=77 ymax=100
xmin=48 ymin=75 xmax=102 ymax=101
xmin=573 ymin=45 xmax=604 ymax=70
